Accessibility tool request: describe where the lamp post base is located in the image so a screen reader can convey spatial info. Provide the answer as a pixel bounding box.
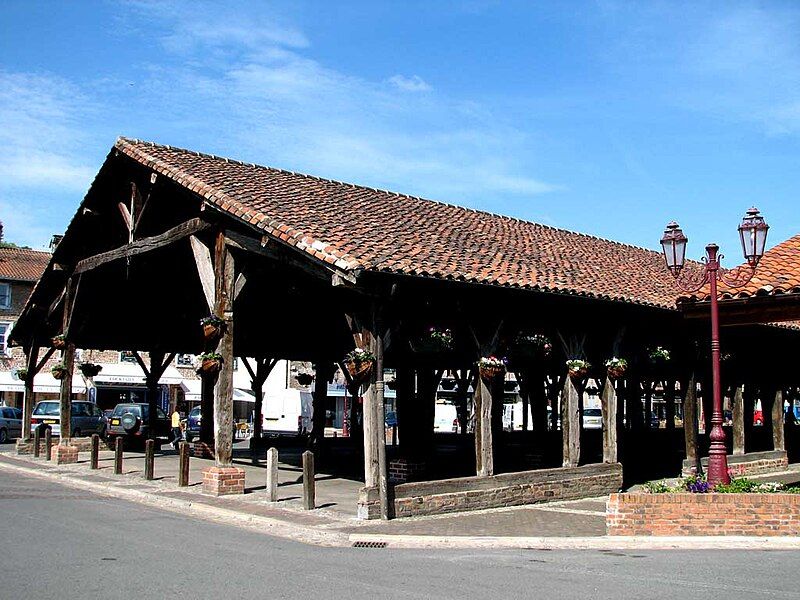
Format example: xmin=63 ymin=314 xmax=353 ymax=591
xmin=707 ymin=424 xmax=730 ymax=486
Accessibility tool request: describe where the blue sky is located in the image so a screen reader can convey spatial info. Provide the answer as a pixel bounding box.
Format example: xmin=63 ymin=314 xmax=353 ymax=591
xmin=1 ymin=1 xmax=798 ymax=263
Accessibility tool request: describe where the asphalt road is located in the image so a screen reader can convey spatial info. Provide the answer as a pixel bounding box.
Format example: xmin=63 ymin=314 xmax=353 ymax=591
xmin=1 ymin=469 xmax=799 ymax=600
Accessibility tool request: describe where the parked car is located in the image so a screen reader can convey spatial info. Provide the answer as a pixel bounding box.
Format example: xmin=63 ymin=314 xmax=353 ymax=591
xmin=582 ymin=407 xmax=603 ymax=429
xmin=185 ymin=405 xmax=201 ymax=442
xmin=30 ymin=401 xmax=107 ymax=438
xmin=0 ymin=406 xmax=22 ymax=443
xmin=106 ymin=403 xmax=170 ymax=443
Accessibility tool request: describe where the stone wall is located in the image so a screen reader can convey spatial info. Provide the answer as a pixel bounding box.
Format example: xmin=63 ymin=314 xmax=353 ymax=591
xmin=682 ymin=450 xmax=788 ymax=477
xmin=608 ymin=492 xmax=800 ymax=536
xmin=356 ymin=463 xmax=623 ymax=519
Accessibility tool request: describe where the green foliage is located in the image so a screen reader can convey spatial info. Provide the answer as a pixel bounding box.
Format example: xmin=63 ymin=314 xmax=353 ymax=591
xmin=643 ymin=480 xmax=677 ymax=494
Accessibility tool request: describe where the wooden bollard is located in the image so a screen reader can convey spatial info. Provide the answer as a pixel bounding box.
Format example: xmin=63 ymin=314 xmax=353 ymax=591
xmin=114 ymin=437 xmax=123 ymax=474
xmin=33 ymin=427 xmax=41 ymax=458
xmin=178 ymin=442 xmax=190 ymax=487
xmin=266 ymin=447 xmax=278 ymax=502
xmin=302 ymin=450 xmax=315 ymax=510
xmin=90 ymin=434 xmax=99 ymax=470
xmin=44 ymin=427 xmax=52 ymax=461
xmin=144 ymin=439 xmax=155 ymax=480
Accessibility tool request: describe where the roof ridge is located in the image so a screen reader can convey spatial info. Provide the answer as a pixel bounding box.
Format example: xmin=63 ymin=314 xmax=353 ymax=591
xmin=116 ymin=137 xmax=670 ymax=259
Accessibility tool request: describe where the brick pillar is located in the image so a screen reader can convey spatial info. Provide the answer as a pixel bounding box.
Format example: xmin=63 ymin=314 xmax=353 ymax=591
xmin=51 ymin=443 xmax=78 ymax=465
xmin=202 ymin=466 xmax=246 ymax=496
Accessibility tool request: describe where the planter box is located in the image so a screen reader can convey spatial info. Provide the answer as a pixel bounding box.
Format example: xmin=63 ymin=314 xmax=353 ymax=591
xmin=682 ymin=450 xmax=788 ymax=477
xmin=608 ymin=492 xmax=800 ymax=536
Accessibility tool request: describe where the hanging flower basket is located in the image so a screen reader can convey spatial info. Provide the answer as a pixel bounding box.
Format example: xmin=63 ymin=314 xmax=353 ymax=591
xmin=510 ymin=334 xmax=552 ymax=362
xmin=412 ymin=327 xmax=454 ymax=353
xmin=566 ymin=359 xmax=590 ymax=379
xmin=200 ymin=315 xmax=226 ymax=342
xmin=295 ymin=372 xmax=314 ymax=386
xmin=605 ymin=357 xmax=628 ymax=379
xmin=648 ymin=346 xmax=671 ymax=364
xmin=78 ymin=362 xmax=103 ymax=378
xmin=14 ymin=368 xmax=28 ymax=382
xmin=51 ymin=334 xmax=66 ymax=350
xmin=195 ymin=352 xmax=223 ymax=376
xmin=343 ymin=348 xmax=375 ymax=387
xmin=478 ymin=356 xmax=507 ymax=381
xmin=51 ymin=363 xmax=69 ymax=380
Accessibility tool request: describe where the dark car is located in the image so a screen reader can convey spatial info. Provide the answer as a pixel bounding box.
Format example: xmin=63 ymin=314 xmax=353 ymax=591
xmin=185 ymin=406 xmax=201 ymax=442
xmin=30 ymin=401 xmax=106 ymax=438
xmin=0 ymin=406 xmax=22 ymax=443
xmin=106 ymin=403 xmax=170 ymax=444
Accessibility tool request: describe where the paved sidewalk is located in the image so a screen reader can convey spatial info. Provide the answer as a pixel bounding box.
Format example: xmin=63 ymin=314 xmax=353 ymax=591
xmin=3 ymin=446 xmax=800 ymax=550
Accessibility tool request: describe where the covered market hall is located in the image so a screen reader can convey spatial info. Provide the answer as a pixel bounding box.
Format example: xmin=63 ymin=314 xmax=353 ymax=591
xmin=11 ymin=137 xmax=800 ymax=519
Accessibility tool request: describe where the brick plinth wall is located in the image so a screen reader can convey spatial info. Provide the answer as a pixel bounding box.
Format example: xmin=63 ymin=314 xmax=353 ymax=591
xmin=388 ymin=459 xmax=426 ymax=483
xmin=17 ymin=436 xmax=112 ymax=455
xmin=682 ymin=450 xmax=788 ymax=477
xmin=51 ymin=444 xmax=79 ymax=465
xmin=193 ymin=441 xmax=215 ymax=459
xmin=608 ymin=493 xmax=800 ymax=536
xmin=202 ymin=466 xmax=245 ymax=496
xmin=356 ymin=463 xmax=622 ymax=520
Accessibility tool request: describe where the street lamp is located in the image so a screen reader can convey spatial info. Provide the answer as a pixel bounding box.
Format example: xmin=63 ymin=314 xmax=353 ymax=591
xmin=659 ymin=208 xmax=769 ymax=485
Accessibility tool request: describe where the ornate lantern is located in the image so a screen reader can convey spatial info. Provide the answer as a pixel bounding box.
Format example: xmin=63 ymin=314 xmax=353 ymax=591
xmin=659 ymin=221 xmax=688 ymax=276
xmin=738 ymin=207 xmax=769 ymax=267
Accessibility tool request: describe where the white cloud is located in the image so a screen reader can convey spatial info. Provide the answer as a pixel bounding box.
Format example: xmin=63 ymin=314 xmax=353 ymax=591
xmin=387 ymin=74 xmax=432 ymax=93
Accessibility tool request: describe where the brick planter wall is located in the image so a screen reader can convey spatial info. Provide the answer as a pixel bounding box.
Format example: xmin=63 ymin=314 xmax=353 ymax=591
xmin=361 ymin=462 xmax=622 ymax=519
xmin=682 ymin=450 xmax=787 ymax=477
xmin=608 ymin=493 xmax=800 ymax=536
xmin=17 ymin=436 xmax=113 ymax=455
xmin=51 ymin=444 xmax=79 ymax=465
xmin=202 ymin=466 xmax=245 ymax=496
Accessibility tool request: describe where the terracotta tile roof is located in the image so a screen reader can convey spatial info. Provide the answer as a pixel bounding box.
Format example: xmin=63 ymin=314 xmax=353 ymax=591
xmin=682 ymin=234 xmax=800 ymax=302
xmin=0 ymin=247 xmax=51 ymax=282
xmin=115 ymin=137 xmax=683 ymax=309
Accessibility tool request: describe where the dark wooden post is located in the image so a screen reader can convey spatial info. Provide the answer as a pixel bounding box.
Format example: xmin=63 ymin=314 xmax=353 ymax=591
xmin=58 ymin=341 xmax=76 ymax=442
xmin=44 ymin=427 xmax=52 ymax=460
xmin=178 ymin=441 xmax=190 ymax=486
xmin=531 ymin=369 xmax=548 ymax=435
xmin=682 ymin=375 xmax=700 ymax=473
xmin=643 ymin=379 xmax=653 ymax=428
xmin=213 ymin=233 xmax=235 ymax=467
xmin=114 ymin=437 xmax=123 ymax=474
xmin=361 ymin=314 xmax=389 ymax=519
xmin=773 ymin=388 xmax=785 ymax=452
xmin=302 ymin=450 xmax=315 ymax=510
xmin=474 ymin=372 xmax=494 ymax=476
xmin=732 ymin=385 xmax=745 ymax=455
xmin=21 ymin=343 xmax=39 ymax=441
xmin=311 ymin=363 xmax=334 ymax=452
xmin=561 ymin=375 xmax=580 ymax=467
xmin=664 ymin=379 xmax=676 ymax=430
xmin=33 ymin=426 xmax=41 ymax=458
xmin=601 ymin=377 xmax=618 ymax=463
xmin=453 ymin=368 xmax=472 ymax=435
xmin=146 ymin=351 xmax=164 ymax=439
xmin=90 ymin=434 xmax=99 ymax=469
xmin=144 ymin=439 xmax=155 ymax=480
xmin=518 ymin=372 xmax=530 ymax=432
xmin=394 ymin=367 xmax=414 ymax=451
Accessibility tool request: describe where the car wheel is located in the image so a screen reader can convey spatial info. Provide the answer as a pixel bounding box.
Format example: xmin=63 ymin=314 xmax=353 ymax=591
xmin=0 ymin=428 xmax=7 ymax=444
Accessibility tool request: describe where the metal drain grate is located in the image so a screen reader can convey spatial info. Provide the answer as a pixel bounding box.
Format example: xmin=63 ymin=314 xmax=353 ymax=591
xmin=352 ymin=541 xmax=388 ymax=549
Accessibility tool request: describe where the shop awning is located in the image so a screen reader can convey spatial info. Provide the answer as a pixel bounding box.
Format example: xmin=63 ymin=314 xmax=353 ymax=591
xmin=183 ymin=379 xmax=255 ymax=403
xmin=0 ymin=371 xmax=85 ymax=394
xmin=92 ymin=363 xmax=185 ymax=386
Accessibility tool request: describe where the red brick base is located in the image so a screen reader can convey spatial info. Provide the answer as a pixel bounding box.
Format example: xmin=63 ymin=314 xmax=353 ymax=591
xmin=202 ymin=466 xmax=245 ymax=496
xmin=608 ymin=492 xmax=800 ymax=536
xmin=193 ymin=441 xmax=215 ymax=459
xmin=51 ymin=444 xmax=78 ymax=465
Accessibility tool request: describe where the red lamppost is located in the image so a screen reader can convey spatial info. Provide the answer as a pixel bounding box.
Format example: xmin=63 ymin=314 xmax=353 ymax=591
xmin=660 ymin=208 xmax=769 ymax=485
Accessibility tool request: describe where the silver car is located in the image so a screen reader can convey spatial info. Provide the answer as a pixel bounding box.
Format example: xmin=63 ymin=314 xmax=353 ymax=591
xmin=29 ymin=401 xmax=107 ymax=438
xmin=0 ymin=406 xmax=22 ymax=443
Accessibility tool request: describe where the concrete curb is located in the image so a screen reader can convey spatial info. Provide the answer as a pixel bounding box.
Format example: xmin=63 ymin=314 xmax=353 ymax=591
xmin=4 ymin=457 xmax=800 ymax=550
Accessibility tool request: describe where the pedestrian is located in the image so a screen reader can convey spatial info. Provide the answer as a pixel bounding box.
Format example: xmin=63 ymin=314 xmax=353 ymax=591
xmin=171 ymin=407 xmax=183 ymax=450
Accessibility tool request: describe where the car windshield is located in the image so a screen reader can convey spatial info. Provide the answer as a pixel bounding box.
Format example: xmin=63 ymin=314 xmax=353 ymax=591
xmin=189 ymin=407 xmax=201 ymax=416
xmin=584 ymin=409 xmax=602 ymax=417
xmin=33 ymin=402 xmax=60 ymax=416
xmin=112 ymin=405 xmax=143 ymax=417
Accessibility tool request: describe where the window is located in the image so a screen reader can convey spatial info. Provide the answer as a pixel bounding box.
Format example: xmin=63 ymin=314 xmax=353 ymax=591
xmin=119 ymin=351 xmax=137 ymax=363
xmin=176 ymin=354 xmax=194 ymax=367
xmin=0 ymin=283 xmax=9 ymax=309
xmin=0 ymin=322 xmax=9 ymax=356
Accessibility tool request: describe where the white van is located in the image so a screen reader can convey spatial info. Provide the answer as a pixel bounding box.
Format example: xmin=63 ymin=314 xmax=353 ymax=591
xmin=263 ymin=388 xmax=313 ymax=437
xmin=433 ymin=403 xmax=458 ymax=433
